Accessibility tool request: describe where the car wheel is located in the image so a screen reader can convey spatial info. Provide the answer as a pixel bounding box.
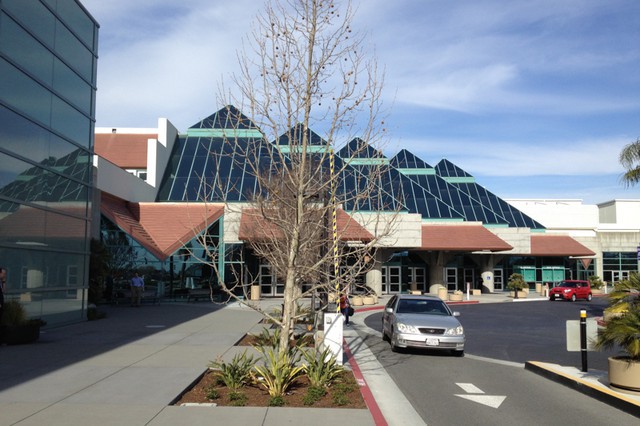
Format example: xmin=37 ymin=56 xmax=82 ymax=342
xmin=452 ymin=350 xmax=464 ymax=357
xmin=571 ymin=293 xmax=577 ymax=302
xmin=587 ymin=293 xmax=592 ymax=301
xmin=390 ymin=329 xmax=399 ymax=352
xmin=549 ymin=297 xmax=554 ymax=301
xmin=382 ymin=326 xmax=389 ymax=342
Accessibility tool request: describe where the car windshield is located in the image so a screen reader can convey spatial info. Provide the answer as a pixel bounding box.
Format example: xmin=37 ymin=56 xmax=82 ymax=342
xmin=559 ymin=282 xmax=577 ymax=288
xmin=396 ymin=299 xmax=449 ymax=315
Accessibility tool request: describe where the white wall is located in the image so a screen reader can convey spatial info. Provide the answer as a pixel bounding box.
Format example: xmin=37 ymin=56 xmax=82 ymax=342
xmin=93 ymin=156 xmax=156 ymax=202
xmin=506 ymin=199 xmax=599 ymax=231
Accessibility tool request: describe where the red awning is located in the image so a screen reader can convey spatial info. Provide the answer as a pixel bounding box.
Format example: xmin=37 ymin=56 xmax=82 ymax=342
xmin=420 ymin=224 xmax=512 ymax=252
xmin=238 ymin=208 xmax=373 ymax=242
xmin=530 ymin=234 xmax=595 ymax=257
xmin=101 ymin=193 xmax=224 ymax=261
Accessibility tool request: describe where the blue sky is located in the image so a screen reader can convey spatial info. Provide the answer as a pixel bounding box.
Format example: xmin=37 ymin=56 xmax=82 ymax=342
xmin=83 ymin=0 xmax=640 ymax=204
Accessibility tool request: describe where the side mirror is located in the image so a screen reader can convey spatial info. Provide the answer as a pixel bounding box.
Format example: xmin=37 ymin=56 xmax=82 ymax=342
xmin=452 ymin=311 xmax=461 ymax=317
xmin=385 ymin=307 xmax=393 ymax=314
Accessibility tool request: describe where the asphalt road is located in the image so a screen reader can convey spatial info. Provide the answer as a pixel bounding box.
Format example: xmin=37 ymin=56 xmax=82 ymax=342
xmin=361 ymin=298 xmax=636 ymax=425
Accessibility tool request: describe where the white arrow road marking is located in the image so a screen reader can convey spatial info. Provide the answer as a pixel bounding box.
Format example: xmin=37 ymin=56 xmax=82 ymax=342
xmin=456 ymin=383 xmax=484 ymax=394
xmin=455 ymin=383 xmax=507 ymax=409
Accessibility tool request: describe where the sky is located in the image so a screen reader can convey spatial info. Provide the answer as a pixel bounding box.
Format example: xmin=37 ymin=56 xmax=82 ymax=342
xmin=82 ymin=0 xmax=640 ymax=204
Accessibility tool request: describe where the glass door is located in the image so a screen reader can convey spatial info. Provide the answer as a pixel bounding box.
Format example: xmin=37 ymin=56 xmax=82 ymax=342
xmin=445 ymin=267 xmax=458 ymax=291
xmin=493 ymin=268 xmax=503 ymax=291
xmin=381 ymin=266 xmax=402 ymax=294
xmin=408 ymin=267 xmax=426 ymax=292
xmin=259 ymin=265 xmax=274 ymax=296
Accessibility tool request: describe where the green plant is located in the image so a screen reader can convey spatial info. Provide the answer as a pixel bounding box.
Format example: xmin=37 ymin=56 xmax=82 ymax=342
xmin=252 ymin=347 xmax=304 ymax=398
xmin=595 ymin=272 xmax=640 ymax=361
xmin=588 ymin=275 xmax=605 ymax=290
xmin=301 ymin=347 xmax=344 ymax=388
xmin=208 ymin=351 xmax=256 ymax=392
xmin=252 ymin=327 xmax=280 ymax=349
xmin=204 ymin=385 xmax=219 ymax=400
xmin=269 ymin=395 xmax=285 ymax=406
xmin=228 ymin=391 xmax=247 ymax=406
xmin=303 ymin=385 xmax=327 ymax=405
xmin=507 ymin=273 xmax=527 ymax=292
xmin=0 ymin=300 xmax=27 ymax=326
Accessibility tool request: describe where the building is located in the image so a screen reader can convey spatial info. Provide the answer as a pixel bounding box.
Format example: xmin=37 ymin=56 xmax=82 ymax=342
xmin=0 ymin=0 xmax=98 ymax=326
xmin=92 ymin=106 xmax=639 ymax=302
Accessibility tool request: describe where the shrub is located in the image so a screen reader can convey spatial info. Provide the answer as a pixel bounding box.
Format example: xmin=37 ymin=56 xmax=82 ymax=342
xmin=0 ymin=300 xmax=27 ymax=326
xmin=507 ymin=273 xmax=526 ymax=292
xmin=303 ymin=385 xmax=327 ymax=406
xmin=302 ymin=347 xmax=344 ymax=388
xmin=269 ymin=395 xmax=285 ymax=406
xmin=228 ymin=391 xmax=247 ymax=406
xmin=595 ymin=272 xmax=640 ymax=361
xmin=252 ymin=346 xmax=304 ymax=398
xmin=208 ymin=351 xmax=256 ymax=392
xmin=588 ymin=275 xmax=605 ymax=290
xmin=204 ymin=385 xmax=219 ymax=400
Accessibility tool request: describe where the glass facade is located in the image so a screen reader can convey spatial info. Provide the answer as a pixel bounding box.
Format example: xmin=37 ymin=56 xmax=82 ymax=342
xmin=0 ymin=0 xmax=98 ymax=325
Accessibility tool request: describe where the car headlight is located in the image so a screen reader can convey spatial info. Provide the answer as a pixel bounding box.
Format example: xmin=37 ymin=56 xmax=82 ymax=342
xmin=396 ymin=322 xmax=419 ymax=333
xmin=445 ymin=326 xmax=464 ymax=336
xmin=563 ymin=289 xmax=571 ymax=293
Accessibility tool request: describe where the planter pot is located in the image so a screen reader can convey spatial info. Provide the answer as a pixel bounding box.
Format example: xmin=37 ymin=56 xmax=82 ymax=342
xmin=509 ymin=291 xmax=528 ymax=298
xmin=250 ymin=285 xmax=261 ymax=301
xmin=362 ymin=296 xmax=375 ymax=305
xmin=608 ymin=356 xmax=640 ymax=393
xmin=351 ymin=296 xmax=363 ymax=306
xmin=591 ymin=288 xmax=603 ymax=295
xmin=471 ymin=289 xmax=481 ymax=296
xmin=437 ymin=288 xmax=448 ymax=300
xmin=448 ymin=293 xmax=463 ymax=302
xmin=535 ymin=283 xmax=542 ymax=294
xmin=0 ymin=323 xmax=41 ymax=345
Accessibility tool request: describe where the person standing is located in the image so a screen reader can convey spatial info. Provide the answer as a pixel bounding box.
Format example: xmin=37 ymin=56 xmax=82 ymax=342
xmin=339 ymin=293 xmax=350 ymax=326
xmin=130 ymin=272 xmax=144 ymax=307
xmin=0 ymin=266 xmax=6 ymax=321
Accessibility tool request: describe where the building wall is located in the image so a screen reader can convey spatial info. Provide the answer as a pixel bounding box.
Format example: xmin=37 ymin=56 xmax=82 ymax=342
xmin=0 ymin=0 xmax=98 ymax=325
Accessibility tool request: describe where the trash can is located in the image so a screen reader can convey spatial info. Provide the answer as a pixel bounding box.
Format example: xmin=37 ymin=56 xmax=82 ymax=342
xmin=250 ymin=285 xmax=261 ymax=301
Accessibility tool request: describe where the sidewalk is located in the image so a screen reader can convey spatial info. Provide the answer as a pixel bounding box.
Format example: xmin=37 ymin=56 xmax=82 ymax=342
xmin=0 ymin=292 xmax=638 ymax=425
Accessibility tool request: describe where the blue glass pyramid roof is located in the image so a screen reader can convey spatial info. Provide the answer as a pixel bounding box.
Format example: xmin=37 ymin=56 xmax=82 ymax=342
xmin=391 ymin=150 xmax=509 ymax=225
xmin=435 ymin=159 xmax=545 ymax=229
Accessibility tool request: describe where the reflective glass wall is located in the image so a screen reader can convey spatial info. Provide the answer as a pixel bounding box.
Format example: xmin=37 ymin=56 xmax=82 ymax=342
xmin=0 ymin=0 xmax=98 ymax=325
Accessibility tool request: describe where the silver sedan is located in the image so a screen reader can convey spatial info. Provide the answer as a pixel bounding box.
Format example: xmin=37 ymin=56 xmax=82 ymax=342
xmin=382 ymin=294 xmax=465 ymax=356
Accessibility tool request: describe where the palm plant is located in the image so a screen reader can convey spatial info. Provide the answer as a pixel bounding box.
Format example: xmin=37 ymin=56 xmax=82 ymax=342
xmin=595 ymin=272 xmax=640 ymax=361
xmin=302 ymin=347 xmax=344 ymax=388
xmin=252 ymin=346 xmax=304 ymax=400
xmin=208 ymin=351 xmax=256 ymax=392
xmin=619 ymin=138 xmax=640 ymax=187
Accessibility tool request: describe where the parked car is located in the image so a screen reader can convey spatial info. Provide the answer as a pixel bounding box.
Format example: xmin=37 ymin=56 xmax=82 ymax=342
xmin=548 ymin=280 xmax=592 ymax=302
xmin=381 ymin=294 xmax=465 ymax=356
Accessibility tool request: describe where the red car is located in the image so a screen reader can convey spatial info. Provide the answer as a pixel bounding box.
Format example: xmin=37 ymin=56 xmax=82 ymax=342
xmin=548 ymin=280 xmax=592 ymax=302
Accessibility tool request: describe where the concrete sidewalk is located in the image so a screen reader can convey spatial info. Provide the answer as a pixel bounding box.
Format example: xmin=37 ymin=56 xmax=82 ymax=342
xmin=1 ymin=292 xmax=638 ymax=425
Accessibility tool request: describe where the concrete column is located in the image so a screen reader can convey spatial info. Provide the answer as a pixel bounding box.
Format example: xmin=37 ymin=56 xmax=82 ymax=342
xmin=365 ymin=250 xmax=384 ymax=296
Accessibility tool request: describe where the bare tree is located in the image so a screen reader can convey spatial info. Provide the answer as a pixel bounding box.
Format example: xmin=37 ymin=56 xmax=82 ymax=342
xmin=192 ymin=0 xmax=399 ymax=353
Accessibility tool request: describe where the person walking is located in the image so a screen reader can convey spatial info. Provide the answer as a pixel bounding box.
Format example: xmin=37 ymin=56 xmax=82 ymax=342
xmin=339 ymin=293 xmax=350 ymax=326
xmin=130 ymin=272 xmax=144 ymax=307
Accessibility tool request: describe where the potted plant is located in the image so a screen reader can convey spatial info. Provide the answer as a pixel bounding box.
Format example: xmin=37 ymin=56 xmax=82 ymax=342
xmin=507 ymin=273 xmax=527 ymax=299
xmin=595 ymin=272 xmax=640 ymax=393
xmin=0 ymin=300 xmax=45 ymax=345
xmin=437 ymin=285 xmax=448 ymax=300
xmin=588 ymin=275 xmax=605 ymax=294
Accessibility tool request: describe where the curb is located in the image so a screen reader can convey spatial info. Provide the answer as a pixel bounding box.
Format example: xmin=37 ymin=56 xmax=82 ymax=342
xmin=344 ymin=342 xmax=388 ymax=426
xmin=525 ymin=361 xmax=640 ymax=418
